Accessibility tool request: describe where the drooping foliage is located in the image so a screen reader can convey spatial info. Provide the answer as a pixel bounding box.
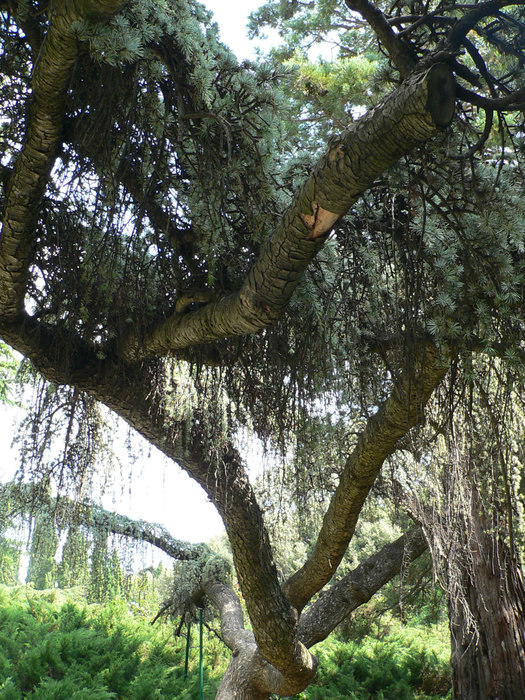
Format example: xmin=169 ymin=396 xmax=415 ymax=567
xmin=1 ymin=0 xmax=523 ymax=464
xmin=1 ymin=0 xmax=525 ymax=697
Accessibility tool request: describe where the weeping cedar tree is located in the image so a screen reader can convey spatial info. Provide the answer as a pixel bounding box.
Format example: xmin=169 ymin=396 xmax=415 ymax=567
xmin=0 ymin=0 xmax=524 ymax=697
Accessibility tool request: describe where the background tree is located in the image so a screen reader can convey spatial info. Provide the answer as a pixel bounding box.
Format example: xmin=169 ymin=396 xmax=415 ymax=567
xmin=400 ymin=360 xmax=525 ymax=699
xmin=0 ymin=341 xmax=18 ymax=404
xmin=0 ymin=0 xmax=524 ymax=697
xmin=0 ymin=503 xmax=22 ymax=586
xmin=57 ymin=525 xmax=90 ymax=589
xmin=26 ymin=505 xmax=58 ymax=590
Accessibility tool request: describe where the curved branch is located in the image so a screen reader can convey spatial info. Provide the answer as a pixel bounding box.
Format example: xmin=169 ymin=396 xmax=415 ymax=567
xmin=85 ymin=506 xmax=210 ymax=561
xmin=205 ymin=582 xmax=249 ymax=652
xmin=0 ymin=479 xmax=209 ymax=562
xmin=447 ymin=1 xmax=524 ymax=51
xmin=283 ymin=343 xmax=450 ymax=612
xmin=0 ymin=0 xmax=124 ymax=319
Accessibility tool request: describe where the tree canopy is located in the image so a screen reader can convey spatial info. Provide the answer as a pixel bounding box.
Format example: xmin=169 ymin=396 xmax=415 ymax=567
xmin=1 ymin=0 xmax=525 ymax=697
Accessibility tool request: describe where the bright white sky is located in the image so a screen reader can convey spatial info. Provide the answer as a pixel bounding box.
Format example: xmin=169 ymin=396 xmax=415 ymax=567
xmin=0 ymin=1 xmax=274 ymax=548
xmin=202 ymin=0 xmax=277 ymax=59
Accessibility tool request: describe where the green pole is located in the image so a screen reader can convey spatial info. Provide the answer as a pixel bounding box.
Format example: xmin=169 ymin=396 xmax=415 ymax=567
xmin=199 ymin=608 xmax=204 ymax=700
xmin=184 ymin=622 xmax=191 ymax=680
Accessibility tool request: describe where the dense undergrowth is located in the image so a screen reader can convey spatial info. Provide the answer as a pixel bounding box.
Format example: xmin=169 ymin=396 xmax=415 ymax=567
xmin=0 ymin=585 xmax=451 ymax=699
xmin=292 ymin=625 xmax=451 ymax=699
xmin=0 ymin=586 xmax=222 ymax=699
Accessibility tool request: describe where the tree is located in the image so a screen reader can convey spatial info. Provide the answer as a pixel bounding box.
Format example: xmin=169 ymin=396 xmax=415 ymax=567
xmin=26 ymin=506 xmax=58 ymax=589
xmin=0 ymin=499 xmax=22 ymax=586
xmin=57 ymin=524 xmax=89 ymax=588
xmin=403 ymin=361 xmax=525 ymax=699
xmin=0 ymin=341 xmax=18 ymax=404
xmin=0 ymin=0 xmax=524 ymax=697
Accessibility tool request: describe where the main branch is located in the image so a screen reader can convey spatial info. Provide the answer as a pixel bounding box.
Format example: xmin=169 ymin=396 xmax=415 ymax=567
xmin=120 ymin=63 xmax=455 ymax=360
xmin=0 ymin=0 xmax=124 ymax=319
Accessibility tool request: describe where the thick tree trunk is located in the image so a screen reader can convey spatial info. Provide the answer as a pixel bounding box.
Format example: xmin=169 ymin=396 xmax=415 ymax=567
xmin=215 ymin=649 xmax=272 ymax=700
xmin=449 ymin=506 xmax=525 ymax=700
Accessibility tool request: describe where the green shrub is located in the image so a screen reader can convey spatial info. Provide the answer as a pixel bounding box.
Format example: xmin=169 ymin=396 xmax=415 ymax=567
xmin=0 ymin=585 xmax=451 ymax=699
xmin=291 ymin=619 xmax=451 ymax=699
xmin=0 ymin=586 xmax=223 ymax=699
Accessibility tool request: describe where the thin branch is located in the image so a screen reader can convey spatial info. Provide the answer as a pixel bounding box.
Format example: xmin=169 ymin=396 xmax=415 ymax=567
xmin=456 ymin=84 xmax=525 ymax=111
xmin=344 ymin=0 xmax=417 ymax=76
xmin=0 ymin=479 xmax=210 ymax=561
xmin=447 ymin=1 xmax=524 ymax=51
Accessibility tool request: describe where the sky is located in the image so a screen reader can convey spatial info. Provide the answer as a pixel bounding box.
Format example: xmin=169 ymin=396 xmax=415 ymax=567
xmin=202 ymin=0 xmax=277 ymax=59
xmin=0 ymin=1 xmax=273 ymax=548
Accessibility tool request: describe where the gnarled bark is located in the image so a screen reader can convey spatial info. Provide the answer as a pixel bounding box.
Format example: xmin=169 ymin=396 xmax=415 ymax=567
xmin=448 ymin=504 xmax=525 ymax=700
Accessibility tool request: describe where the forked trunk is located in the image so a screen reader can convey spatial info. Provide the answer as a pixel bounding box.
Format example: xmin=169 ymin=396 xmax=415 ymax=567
xmin=214 ymin=645 xmax=274 ymax=700
xmin=449 ymin=507 xmax=525 ymax=700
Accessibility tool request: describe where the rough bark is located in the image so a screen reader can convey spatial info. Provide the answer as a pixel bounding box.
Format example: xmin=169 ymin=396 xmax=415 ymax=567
xmin=0 ymin=0 xmax=124 ymax=319
xmin=448 ymin=506 xmax=525 ymax=700
xmin=120 ymin=63 xmax=455 ymax=360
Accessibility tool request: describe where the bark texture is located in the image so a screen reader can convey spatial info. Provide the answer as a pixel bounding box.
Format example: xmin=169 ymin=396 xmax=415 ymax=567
xmin=120 ymin=63 xmax=455 ymax=360
xmin=0 ymin=0 xmax=123 ymax=318
xmin=449 ymin=507 xmax=525 ymax=700
xmin=206 ymin=584 xmax=311 ymax=700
